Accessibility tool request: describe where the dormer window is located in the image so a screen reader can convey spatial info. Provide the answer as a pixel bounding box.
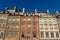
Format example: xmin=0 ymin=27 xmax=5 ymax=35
xmin=33 ymin=14 xmax=35 ymax=16
xmin=24 ymin=14 xmax=26 ymax=16
xmin=22 ymin=32 xmax=24 ymax=37
xmin=33 ymin=32 xmax=36 ymax=38
xmin=28 ymin=14 xmax=30 ymax=16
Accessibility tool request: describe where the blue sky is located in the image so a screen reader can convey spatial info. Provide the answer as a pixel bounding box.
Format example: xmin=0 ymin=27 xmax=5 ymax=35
xmin=0 ymin=0 xmax=60 ymax=13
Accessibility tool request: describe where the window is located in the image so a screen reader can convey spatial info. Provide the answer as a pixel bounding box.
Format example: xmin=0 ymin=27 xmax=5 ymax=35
xmin=27 ymin=23 xmax=30 ymax=28
xmin=15 ymin=32 xmax=18 ymax=37
xmin=0 ymin=32 xmax=3 ymax=38
xmin=16 ymin=19 xmax=20 ymax=22
xmin=40 ymin=24 xmax=43 ymax=29
xmin=51 ymin=32 xmax=54 ymax=38
xmin=45 ymin=24 xmax=48 ymax=29
xmin=40 ymin=32 xmax=44 ymax=38
xmin=33 ymin=17 xmax=35 ymax=19
xmin=54 ymin=24 xmax=58 ymax=29
xmin=28 ymin=19 xmax=30 ymax=21
xmin=56 ymin=32 xmax=59 ymax=38
xmin=0 ymin=24 xmax=1 ymax=28
xmin=33 ymin=32 xmax=36 ymax=38
xmin=16 ymin=26 xmax=19 ymax=28
xmin=23 ymin=17 xmax=26 ymax=21
xmin=1 ymin=24 xmax=5 ymax=28
xmin=33 ymin=17 xmax=35 ymax=21
xmin=3 ymin=24 xmax=5 ymax=28
xmin=46 ymin=32 xmax=49 ymax=38
xmin=22 ymin=24 xmax=25 ymax=28
xmin=33 ymin=24 xmax=36 ymax=28
xmin=1 ymin=17 xmax=3 ymax=20
xmin=11 ymin=25 xmax=15 ymax=29
xmin=28 ymin=32 xmax=30 ymax=38
xmin=28 ymin=17 xmax=30 ymax=21
xmin=7 ymin=25 xmax=10 ymax=29
xmin=58 ymin=20 xmax=60 ymax=23
xmin=5 ymin=32 xmax=9 ymax=37
xmin=40 ymin=19 xmax=42 ymax=20
xmin=8 ymin=19 xmax=11 ymax=21
xmin=4 ymin=16 xmax=7 ymax=20
xmin=44 ymin=21 xmax=47 ymax=23
xmin=49 ymin=18 xmax=51 ymax=20
xmin=10 ymin=32 xmax=14 ymax=37
xmin=53 ymin=19 xmax=55 ymax=20
xmin=22 ymin=32 xmax=24 ymax=37
xmin=32 ymin=14 xmax=35 ymax=16
xmin=11 ymin=25 xmax=15 ymax=30
xmin=50 ymin=24 xmax=53 ymax=29
xmin=12 ymin=19 xmax=15 ymax=22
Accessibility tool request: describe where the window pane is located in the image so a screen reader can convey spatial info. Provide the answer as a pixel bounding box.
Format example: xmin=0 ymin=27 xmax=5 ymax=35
xmin=33 ymin=32 xmax=36 ymax=38
xmin=40 ymin=24 xmax=43 ymax=29
xmin=10 ymin=32 xmax=14 ymax=37
xmin=28 ymin=32 xmax=30 ymax=38
xmin=0 ymin=32 xmax=4 ymax=38
xmin=5 ymin=32 xmax=9 ymax=38
xmin=16 ymin=19 xmax=20 ymax=22
xmin=16 ymin=26 xmax=19 ymax=28
xmin=22 ymin=32 xmax=24 ymax=37
xmin=7 ymin=25 xmax=10 ymax=29
xmin=27 ymin=24 xmax=30 ymax=28
xmin=28 ymin=17 xmax=30 ymax=21
xmin=4 ymin=16 xmax=7 ymax=20
xmin=51 ymin=32 xmax=54 ymax=38
xmin=40 ymin=32 xmax=44 ymax=38
xmin=8 ymin=19 xmax=11 ymax=21
xmin=12 ymin=19 xmax=15 ymax=22
xmin=33 ymin=24 xmax=36 ymax=28
xmin=23 ymin=17 xmax=26 ymax=21
xmin=15 ymin=32 xmax=18 ymax=37
xmin=56 ymin=32 xmax=59 ymax=38
xmin=22 ymin=24 xmax=25 ymax=28
xmin=46 ymin=32 xmax=49 ymax=38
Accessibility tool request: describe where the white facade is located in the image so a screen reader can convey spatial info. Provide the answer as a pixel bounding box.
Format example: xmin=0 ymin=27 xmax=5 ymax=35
xmin=39 ymin=13 xmax=60 ymax=40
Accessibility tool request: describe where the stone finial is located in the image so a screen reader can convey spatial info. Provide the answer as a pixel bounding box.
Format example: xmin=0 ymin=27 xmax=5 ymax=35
xmin=23 ymin=8 xmax=25 ymax=12
xmin=35 ymin=9 xmax=37 ymax=13
xmin=55 ymin=10 xmax=58 ymax=14
xmin=14 ymin=6 xmax=17 ymax=10
xmin=47 ymin=9 xmax=49 ymax=13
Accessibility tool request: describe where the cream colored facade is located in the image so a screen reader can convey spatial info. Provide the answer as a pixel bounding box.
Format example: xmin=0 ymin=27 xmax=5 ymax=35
xmin=39 ymin=12 xmax=60 ymax=40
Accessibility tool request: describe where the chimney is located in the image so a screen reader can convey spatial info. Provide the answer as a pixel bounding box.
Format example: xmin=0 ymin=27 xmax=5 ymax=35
xmin=14 ymin=6 xmax=17 ymax=10
xmin=55 ymin=10 xmax=58 ymax=14
xmin=47 ymin=9 xmax=49 ymax=13
xmin=35 ymin=9 xmax=37 ymax=13
xmin=23 ymin=8 xmax=25 ymax=12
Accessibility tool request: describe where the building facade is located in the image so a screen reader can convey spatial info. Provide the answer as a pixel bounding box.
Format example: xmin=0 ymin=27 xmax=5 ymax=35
xmin=39 ymin=12 xmax=60 ymax=40
xmin=0 ymin=7 xmax=60 ymax=40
